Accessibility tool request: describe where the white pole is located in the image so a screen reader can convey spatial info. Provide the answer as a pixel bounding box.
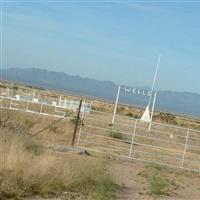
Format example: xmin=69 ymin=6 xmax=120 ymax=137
xmin=64 ymin=99 xmax=67 ymax=107
xmin=7 ymin=88 xmax=10 ymax=97
xmin=40 ymin=104 xmax=43 ymax=114
xmin=112 ymin=85 xmax=121 ymax=124
xmin=32 ymin=91 xmax=35 ymax=102
xmin=181 ymin=129 xmax=189 ymax=168
xmin=76 ymin=125 xmax=82 ymax=148
xmin=26 ymin=101 xmax=29 ymax=111
xmin=148 ymin=92 xmax=157 ymax=132
xmin=81 ymin=99 xmax=86 ymax=119
xmin=9 ymin=99 xmax=12 ymax=109
xmin=148 ymin=55 xmax=161 ymax=106
xmin=129 ymin=120 xmax=137 ymax=158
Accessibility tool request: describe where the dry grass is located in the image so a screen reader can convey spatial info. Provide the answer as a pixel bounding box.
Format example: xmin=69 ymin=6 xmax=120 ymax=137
xmin=0 ymin=129 xmax=117 ymax=200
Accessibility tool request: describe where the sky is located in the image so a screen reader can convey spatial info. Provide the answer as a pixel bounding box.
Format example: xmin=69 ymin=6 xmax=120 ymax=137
xmin=1 ymin=0 xmax=200 ymax=93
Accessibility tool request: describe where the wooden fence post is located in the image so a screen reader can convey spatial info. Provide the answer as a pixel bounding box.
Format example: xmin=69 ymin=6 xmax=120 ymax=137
xmin=71 ymin=98 xmax=83 ymax=146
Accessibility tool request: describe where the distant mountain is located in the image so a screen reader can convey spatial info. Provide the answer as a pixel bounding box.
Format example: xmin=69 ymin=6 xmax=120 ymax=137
xmin=2 ymin=68 xmax=200 ymax=118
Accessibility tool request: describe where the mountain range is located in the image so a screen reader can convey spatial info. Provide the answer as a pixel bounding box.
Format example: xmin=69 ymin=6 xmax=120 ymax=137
xmin=2 ymin=68 xmax=200 ymax=118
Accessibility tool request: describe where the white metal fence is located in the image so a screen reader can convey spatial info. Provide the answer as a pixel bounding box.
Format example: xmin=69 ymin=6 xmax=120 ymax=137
xmin=0 ymin=87 xmax=91 ymax=118
xmin=77 ymin=110 xmax=200 ymax=172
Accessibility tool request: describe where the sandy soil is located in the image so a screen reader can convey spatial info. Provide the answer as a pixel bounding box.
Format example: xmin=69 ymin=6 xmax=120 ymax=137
xmin=109 ymin=159 xmax=200 ymax=200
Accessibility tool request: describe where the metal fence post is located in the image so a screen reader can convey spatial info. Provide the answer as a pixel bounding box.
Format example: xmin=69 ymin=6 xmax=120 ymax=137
xmin=76 ymin=125 xmax=82 ymax=148
xmin=181 ymin=129 xmax=190 ymax=168
xmin=40 ymin=103 xmax=43 ymax=114
xmin=26 ymin=101 xmax=29 ymax=111
xmin=129 ymin=120 xmax=137 ymax=158
xmin=9 ymin=99 xmax=12 ymax=108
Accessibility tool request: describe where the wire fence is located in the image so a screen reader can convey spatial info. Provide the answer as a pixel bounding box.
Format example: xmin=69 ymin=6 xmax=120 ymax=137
xmin=77 ymin=109 xmax=200 ymax=172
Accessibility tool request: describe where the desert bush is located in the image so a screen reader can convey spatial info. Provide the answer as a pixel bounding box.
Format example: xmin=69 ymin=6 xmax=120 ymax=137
xmin=149 ymin=175 xmax=170 ymax=196
xmin=70 ymin=116 xmax=77 ymax=124
xmin=134 ymin=114 xmax=139 ymax=119
xmin=137 ymin=165 xmax=178 ymax=197
xmin=0 ymin=84 xmax=7 ymax=88
xmin=126 ymin=112 xmax=133 ymax=117
xmin=12 ymin=86 xmax=18 ymax=91
xmin=109 ymin=131 xmax=126 ymax=140
xmin=155 ymin=113 xmax=177 ymax=124
xmin=70 ymin=116 xmax=82 ymax=126
xmin=0 ymin=110 xmax=34 ymax=135
xmin=126 ymin=113 xmax=139 ymax=119
xmin=117 ymin=106 xmax=125 ymax=113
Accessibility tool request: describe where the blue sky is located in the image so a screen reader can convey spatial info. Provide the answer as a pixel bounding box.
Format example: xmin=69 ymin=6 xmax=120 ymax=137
xmin=2 ymin=1 xmax=200 ymax=93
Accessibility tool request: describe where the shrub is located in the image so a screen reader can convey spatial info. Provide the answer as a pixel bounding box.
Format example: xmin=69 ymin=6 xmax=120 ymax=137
xmin=149 ymin=175 xmax=170 ymax=196
xmin=126 ymin=112 xmax=133 ymax=117
xmin=134 ymin=115 xmax=139 ymax=119
xmin=70 ymin=116 xmax=82 ymax=125
xmin=137 ymin=165 xmax=178 ymax=197
xmin=13 ymin=86 xmax=18 ymax=90
xmin=156 ymin=113 xmax=177 ymax=124
xmin=109 ymin=131 xmax=125 ymax=140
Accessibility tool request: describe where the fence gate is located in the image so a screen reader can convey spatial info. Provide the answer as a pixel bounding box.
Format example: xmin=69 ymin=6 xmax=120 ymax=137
xmin=77 ymin=110 xmax=200 ymax=172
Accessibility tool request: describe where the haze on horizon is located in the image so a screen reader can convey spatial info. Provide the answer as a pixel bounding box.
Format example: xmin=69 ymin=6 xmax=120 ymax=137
xmin=1 ymin=1 xmax=200 ymax=94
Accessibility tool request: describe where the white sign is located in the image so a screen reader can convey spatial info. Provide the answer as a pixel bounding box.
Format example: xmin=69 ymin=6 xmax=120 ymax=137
xmin=121 ymin=86 xmax=151 ymax=97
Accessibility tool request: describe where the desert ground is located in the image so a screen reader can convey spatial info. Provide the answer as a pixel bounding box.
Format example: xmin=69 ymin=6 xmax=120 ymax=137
xmin=0 ymin=82 xmax=200 ymax=200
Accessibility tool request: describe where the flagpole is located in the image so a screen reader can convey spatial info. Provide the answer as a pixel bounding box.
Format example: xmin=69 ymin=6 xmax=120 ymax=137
xmin=148 ymin=55 xmax=161 ymax=106
xmin=112 ymin=85 xmax=121 ymax=125
xmin=148 ymin=92 xmax=157 ymax=132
